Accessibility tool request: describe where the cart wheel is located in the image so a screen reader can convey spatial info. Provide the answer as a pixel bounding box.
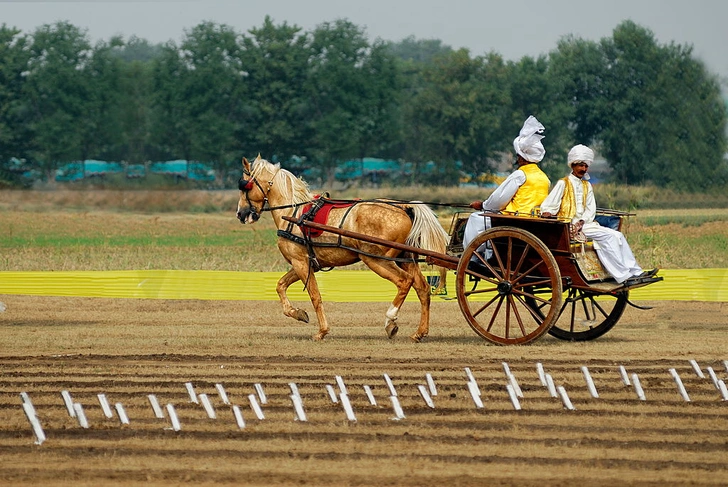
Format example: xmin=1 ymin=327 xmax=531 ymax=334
xmin=455 ymin=226 xmax=562 ymax=345
xmin=526 ymin=289 xmax=629 ymax=341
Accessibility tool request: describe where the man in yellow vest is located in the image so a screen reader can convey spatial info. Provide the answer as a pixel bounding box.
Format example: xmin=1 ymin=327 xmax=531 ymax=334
xmin=540 ymin=144 xmax=657 ymax=284
xmin=462 ymin=115 xmax=551 ymax=249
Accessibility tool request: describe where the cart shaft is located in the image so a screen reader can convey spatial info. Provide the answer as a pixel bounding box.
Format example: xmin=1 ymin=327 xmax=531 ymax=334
xmin=281 ymin=216 xmax=459 ymax=269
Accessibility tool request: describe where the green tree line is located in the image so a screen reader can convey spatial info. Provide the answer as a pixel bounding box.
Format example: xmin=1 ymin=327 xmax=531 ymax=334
xmin=0 ymin=17 xmax=726 ymax=190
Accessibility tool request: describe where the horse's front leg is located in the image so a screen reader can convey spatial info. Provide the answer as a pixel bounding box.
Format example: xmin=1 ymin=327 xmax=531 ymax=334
xmin=287 ymin=259 xmax=330 ymax=341
xmin=276 ymin=269 xmax=310 ymax=323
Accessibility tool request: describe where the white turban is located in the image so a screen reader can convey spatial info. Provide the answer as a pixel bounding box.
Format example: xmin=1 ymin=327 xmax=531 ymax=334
xmin=568 ymin=144 xmax=594 ymax=180
xmin=567 ymin=144 xmax=595 ymax=166
xmin=513 ymin=115 xmax=546 ymax=163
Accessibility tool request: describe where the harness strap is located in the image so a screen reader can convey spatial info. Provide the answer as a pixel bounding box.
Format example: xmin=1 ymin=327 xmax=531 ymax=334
xmin=276 ymin=198 xmax=421 ymax=271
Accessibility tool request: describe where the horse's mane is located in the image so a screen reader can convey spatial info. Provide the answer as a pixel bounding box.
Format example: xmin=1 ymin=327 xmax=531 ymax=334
xmin=251 ymin=158 xmax=313 ymax=205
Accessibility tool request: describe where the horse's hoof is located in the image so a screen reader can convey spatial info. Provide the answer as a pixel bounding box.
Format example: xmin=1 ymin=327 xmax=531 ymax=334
xmin=410 ymin=334 xmax=422 ymax=343
xmin=385 ymin=323 xmax=399 ymax=339
xmin=312 ymin=333 xmax=327 ymax=341
xmin=294 ymin=309 xmax=309 ymax=323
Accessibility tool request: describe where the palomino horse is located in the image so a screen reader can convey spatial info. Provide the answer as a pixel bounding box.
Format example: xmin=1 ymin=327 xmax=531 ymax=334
xmin=236 ymin=155 xmax=449 ymax=342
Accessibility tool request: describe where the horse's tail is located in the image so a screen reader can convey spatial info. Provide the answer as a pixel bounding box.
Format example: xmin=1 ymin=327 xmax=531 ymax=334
xmin=405 ymin=202 xmax=449 ymax=255
xmin=405 ymin=203 xmax=450 ymax=293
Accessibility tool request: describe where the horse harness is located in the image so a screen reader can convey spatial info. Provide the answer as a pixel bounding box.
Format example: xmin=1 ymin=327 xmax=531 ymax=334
xmin=282 ymin=196 xmax=424 ymax=273
xmin=239 ymin=170 xmax=423 ymax=275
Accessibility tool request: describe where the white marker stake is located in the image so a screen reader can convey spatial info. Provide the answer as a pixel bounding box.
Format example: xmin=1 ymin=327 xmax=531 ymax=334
xmin=467 ymin=381 xmax=484 ymax=409
xmin=536 ymin=363 xmax=547 ymax=387
xmin=325 ymin=384 xmax=339 ymax=403
xmin=390 ymin=395 xmax=406 ymax=420
xmin=689 ymin=359 xmax=705 ymax=378
xmin=581 ymin=366 xmax=599 ymax=399
xmin=557 ymin=386 xmax=575 ymax=411
xmin=339 ymin=393 xmax=357 ymax=422
xmin=166 ymin=404 xmax=181 ymax=431
xmin=21 ymin=403 xmax=46 ymax=445
xmin=73 ymin=403 xmax=89 ymax=429
xmin=248 ymin=394 xmax=265 ymax=420
xmin=97 ymin=394 xmax=114 ymax=419
xmin=502 ymin=362 xmax=512 ymax=377
xmin=148 ymin=394 xmax=165 ymax=419
xmin=61 ymin=390 xmax=76 ymax=418
xmin=506 ymin=384 xmax=522 ymax=411
xmin=383 ymin=374 xmax=397 ymax=397
xmin=363 ymin=385 xmax=377 ymax=406
xmin=464 ymin=367 xmax=477 ymax=384
xmin=290 ymin=394 xmax=307 ymax=422
xmin=254 ymin=383 xmax=267 ymax=405
xmin=508 ymin=373 xmax=524 ymax=399
xmin=199 ymin=394 xmax=216 ymax=419
xmin=631 ymin=374 xmax=646 ymax=401
xmin=718 ymin=380 xmax=728 ymax=401
xmin=417 ymin=384 xmax=435 ymax=409
xmin=289 ymin=383 xmax=300 ymax=399
xmin=115 ymin=403 xmax=130 ymax=425
xmin=215 ymin=383 xmax=230 ymax=405
xmin=184 ymin=382 xmax=198 ymax=403
xmin=669 ymin=369 xmax=691 ymax=402
xmin=232 ymin=405 xmax=246 ymax=429
xmin=426 ymin=374 xmax=437 ymax=396
xmin=20 ymin=392 xmax=36 ymax=417
xmin=707 ymin=367 xmax=720 ymax=390
xmin=724 ymin=360 xmax=728 ymax=374
xmin=335 ymin=375 xmax=348 ymax=395
xmin=619 ymin=366 xmax=631 ymax=386
xmin=545 ymin=374 xmax=558 ymax=398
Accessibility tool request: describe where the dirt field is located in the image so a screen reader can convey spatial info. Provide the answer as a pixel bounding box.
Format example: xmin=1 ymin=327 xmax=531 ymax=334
xmin=1 ymin=295 xmax=727 ymax=486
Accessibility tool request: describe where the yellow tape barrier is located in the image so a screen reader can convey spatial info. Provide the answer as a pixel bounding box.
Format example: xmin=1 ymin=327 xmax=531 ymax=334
xmin=0 ymin=269 xmax=726 ymax=302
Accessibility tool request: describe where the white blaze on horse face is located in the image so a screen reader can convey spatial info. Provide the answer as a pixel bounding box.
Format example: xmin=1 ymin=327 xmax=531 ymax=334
xmin=386 ymin=305 xmax=399 ymax=321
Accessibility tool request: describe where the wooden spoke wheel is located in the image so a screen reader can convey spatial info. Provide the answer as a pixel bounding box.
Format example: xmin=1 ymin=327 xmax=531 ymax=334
xmin=525 ymin=288 xmax=629 ymax=341
xmin=455 ymin=226 xmax=562 ymax=345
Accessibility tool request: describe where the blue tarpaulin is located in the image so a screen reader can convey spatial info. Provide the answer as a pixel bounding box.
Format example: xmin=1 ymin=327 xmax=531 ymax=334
xmin=56 ymin=160 xmax=215 ymax=182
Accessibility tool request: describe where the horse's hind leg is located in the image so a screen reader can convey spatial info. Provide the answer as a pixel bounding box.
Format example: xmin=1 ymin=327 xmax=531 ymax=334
xmin=359 ymin=256 xmax=414 ymax=340
xmin=276 ymin=269 xmax=309 ymax=323
xmin=402 ymin=261 xmax=432 ymax=342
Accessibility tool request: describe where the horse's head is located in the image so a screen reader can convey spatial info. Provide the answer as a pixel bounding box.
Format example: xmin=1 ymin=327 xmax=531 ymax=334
xmin=237 ymin=155 xmax=311 ymax=224
xmin=236 ymin=155 xmax=270 ymax=224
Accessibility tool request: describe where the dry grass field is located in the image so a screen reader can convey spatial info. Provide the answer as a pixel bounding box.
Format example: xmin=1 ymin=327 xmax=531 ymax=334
xmin=2 ymin=189 xmax=728 ymax=272
xmin=1 ymin=189 xmax=728 ymax=485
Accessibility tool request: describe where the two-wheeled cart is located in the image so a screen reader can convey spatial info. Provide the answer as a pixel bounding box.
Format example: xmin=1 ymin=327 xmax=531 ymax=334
xmin=285 ymin=210 xmax=662 ymax=345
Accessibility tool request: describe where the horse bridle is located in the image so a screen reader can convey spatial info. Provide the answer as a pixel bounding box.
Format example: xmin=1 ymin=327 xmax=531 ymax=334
xmin=238 ymin=167 xmax=277 ymax=219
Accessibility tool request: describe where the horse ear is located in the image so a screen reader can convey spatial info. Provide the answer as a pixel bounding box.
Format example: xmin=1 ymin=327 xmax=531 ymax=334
xmin=255 ymin=153 xmax=262 ymax=162
xmin=242 ymin=157 xmax=251 ymax=172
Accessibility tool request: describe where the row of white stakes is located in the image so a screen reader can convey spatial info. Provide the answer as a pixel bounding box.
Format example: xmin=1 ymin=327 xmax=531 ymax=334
xmin=325 ymin=373 xmax=417 ymax=422
xmin=19 ymin=372 xmax=431 ymax=443
xmin=467 ymin=359 xmax=728 ymax=411
xmin=19 ymin=359 xmax=728 ymax=444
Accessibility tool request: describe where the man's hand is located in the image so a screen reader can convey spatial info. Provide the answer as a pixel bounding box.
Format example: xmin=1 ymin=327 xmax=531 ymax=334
xmin=469 ymin=201 xmax=483 ymax=210
xmin=541 ymin=211 xmax=553 ymax=218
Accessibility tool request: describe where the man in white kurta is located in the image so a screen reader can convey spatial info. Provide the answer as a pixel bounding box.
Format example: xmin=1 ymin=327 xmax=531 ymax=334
xmin=540 ymin=144 xmax=654 ymax=284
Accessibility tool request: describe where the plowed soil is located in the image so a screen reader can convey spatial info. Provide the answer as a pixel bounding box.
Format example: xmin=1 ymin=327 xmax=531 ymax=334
xmin=1 ymin=296 xmax=727 ymax=486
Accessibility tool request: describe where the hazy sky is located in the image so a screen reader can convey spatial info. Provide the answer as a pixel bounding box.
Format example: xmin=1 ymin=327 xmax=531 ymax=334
xmin=2 ymin=0 xmax=727 ymax=82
